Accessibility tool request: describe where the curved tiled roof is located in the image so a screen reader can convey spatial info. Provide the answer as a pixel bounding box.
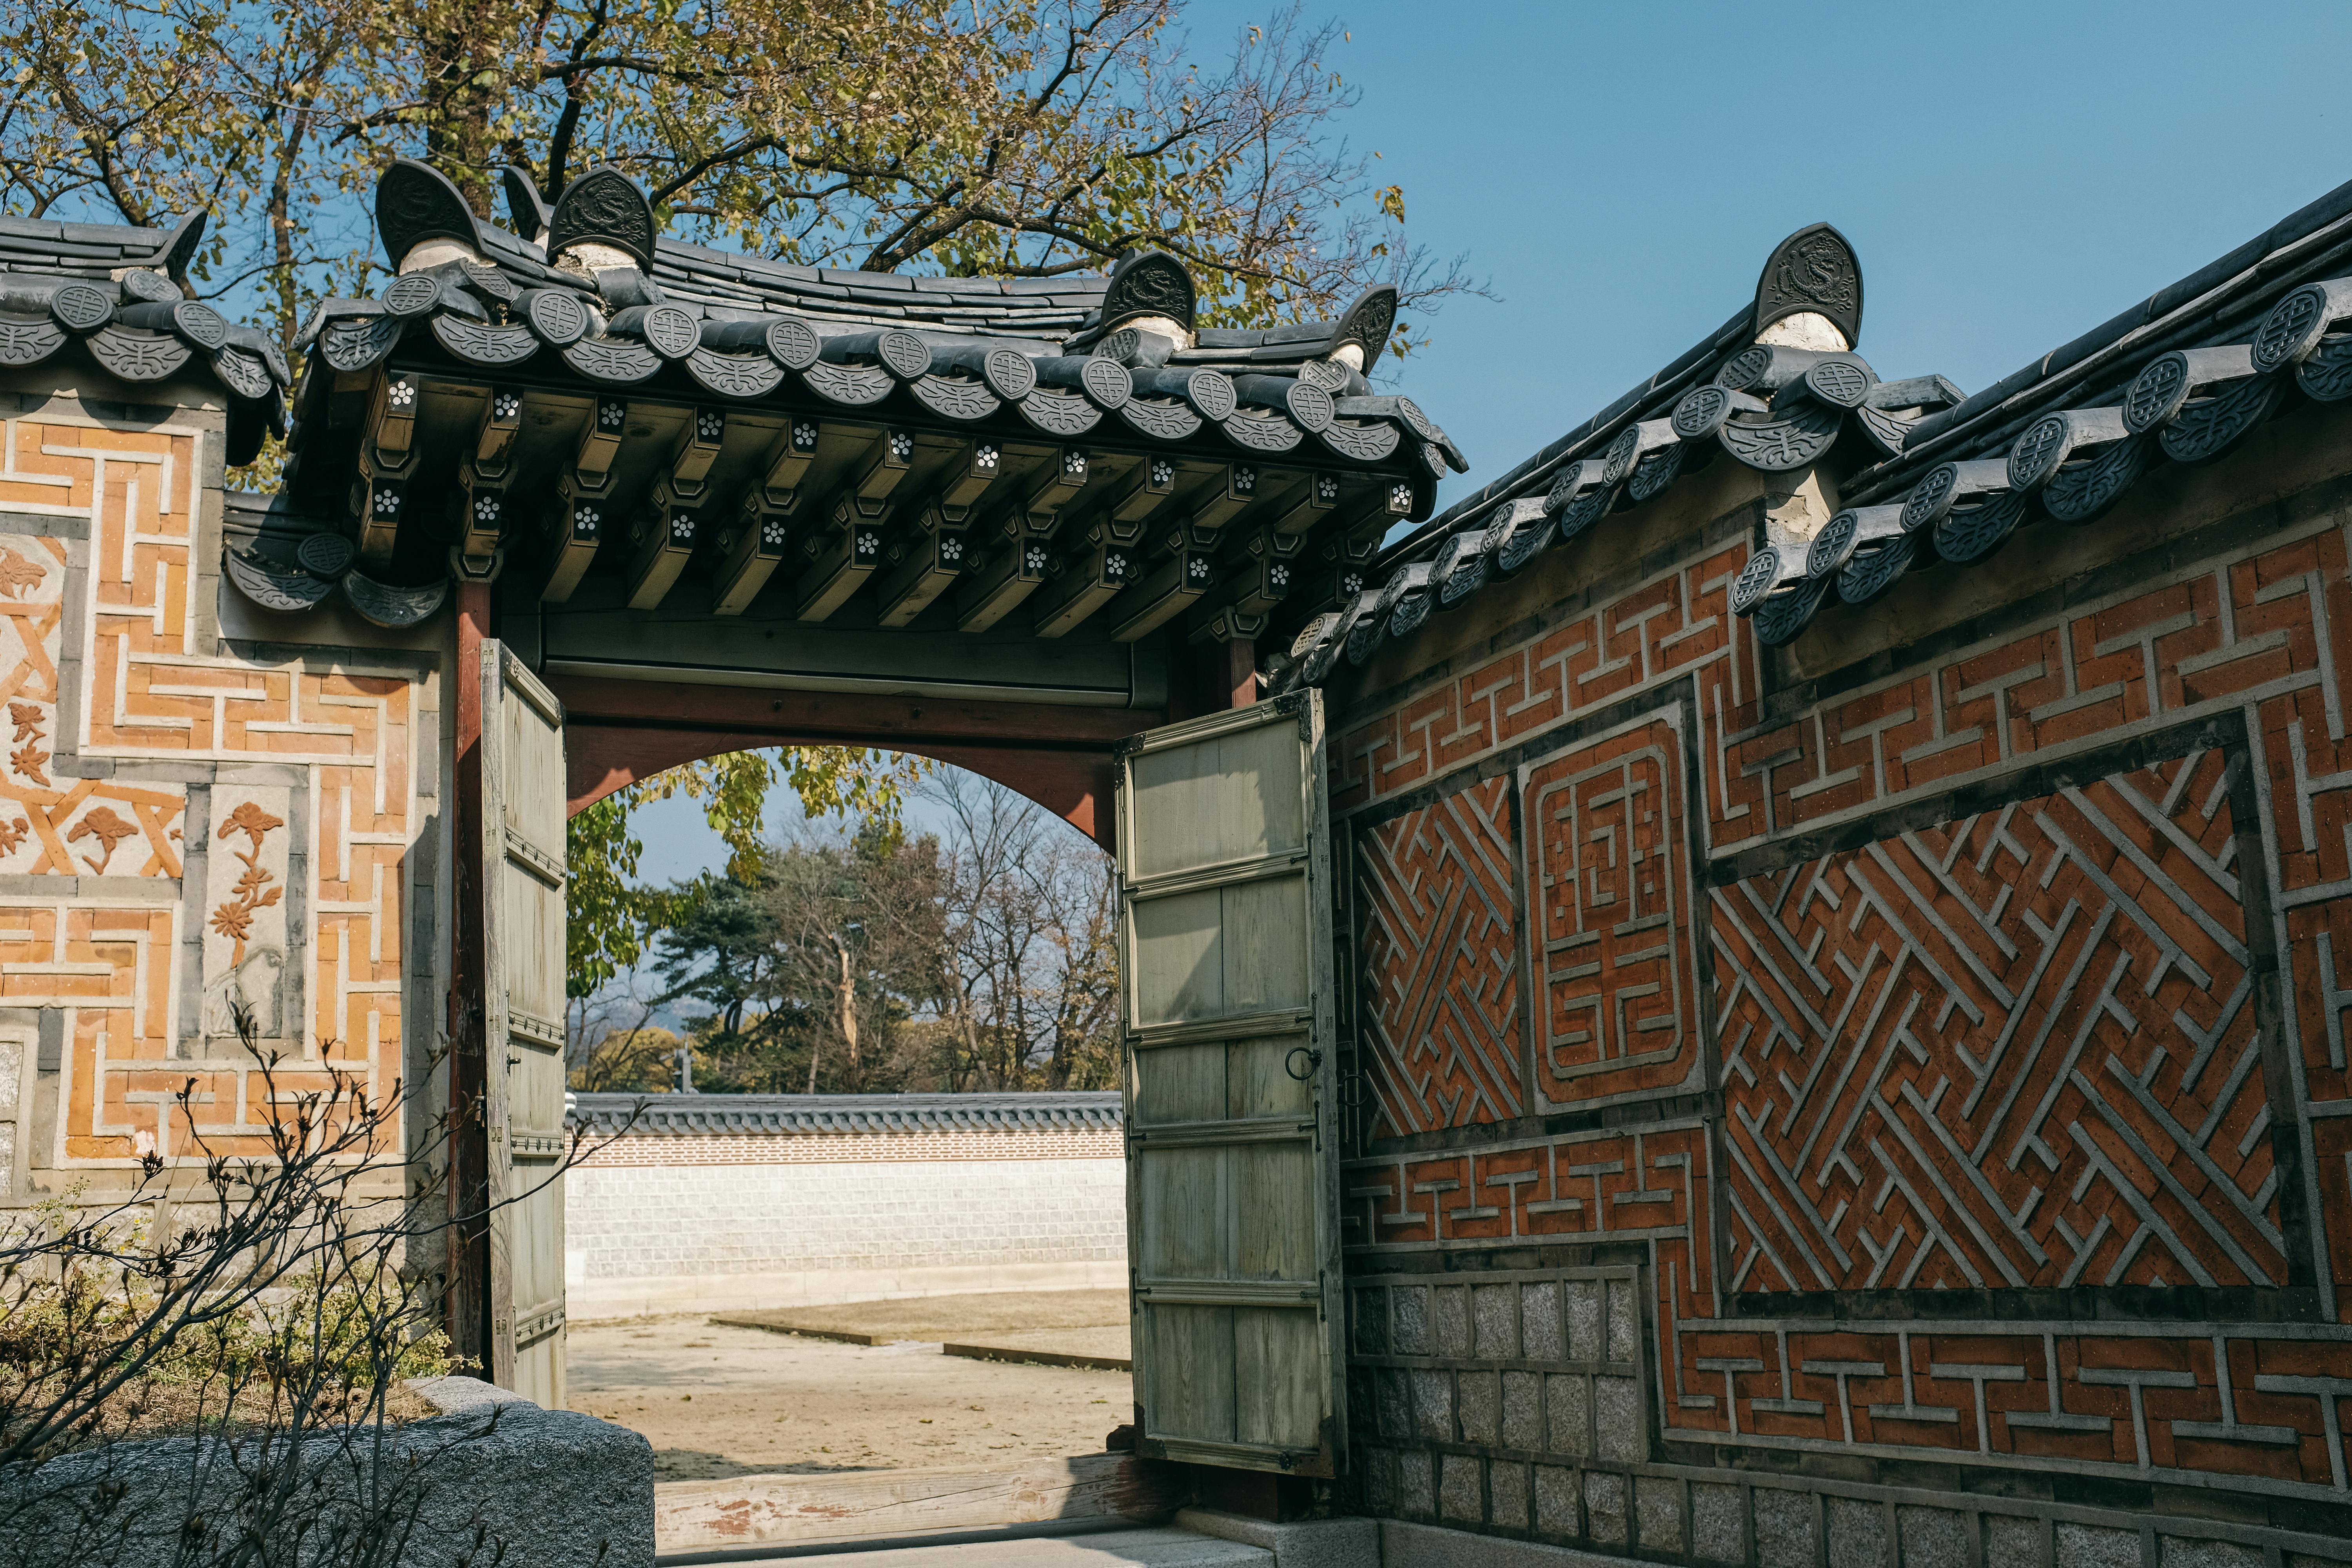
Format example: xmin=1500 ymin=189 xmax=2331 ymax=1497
xmin=1274 ymin=176 xmax=2352 ymax=687
xmin=287 ymin=159 xmax=1464 ymax=477
xmin=0 ymin=209 xmax=290 ymax=461
xmin=566 ymin=1090 xmax=1125 ymax=1137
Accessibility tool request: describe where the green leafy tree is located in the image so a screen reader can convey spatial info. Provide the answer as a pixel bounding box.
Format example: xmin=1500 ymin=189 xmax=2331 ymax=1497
xmin=631 ymin=825 xmax=946 ymax=1094
xmin=564 ymin=746 xmax=925 ymax=1005
xmin=2 ymin=0 xmax=1480 ymax=359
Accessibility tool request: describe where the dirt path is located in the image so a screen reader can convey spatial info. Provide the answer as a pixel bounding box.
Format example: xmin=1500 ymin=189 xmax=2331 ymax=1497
xmin=568 ymin=1315 xmax=1132 ymax=1482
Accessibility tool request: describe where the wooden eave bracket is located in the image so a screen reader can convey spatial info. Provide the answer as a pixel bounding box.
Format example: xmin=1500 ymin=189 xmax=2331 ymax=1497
xmin=795 ymin=494 xmax=889 ymax=621
xmin=350 ymin=369 xmax=421 ymax=565
xmin=537 ymin=396 xmax=631 ymax=603
xmin=709 ymin=488 xmax=796 ymax=616
xmin=706 ymin=418 xmax=819 ymax=615
xmin=623 ymin=471 xmax=704 ymax=610
xmin=1105 ymin=547 xmax=1214 ymax=642
xmin=1031 ymin=535 xmax=1140 ymax=639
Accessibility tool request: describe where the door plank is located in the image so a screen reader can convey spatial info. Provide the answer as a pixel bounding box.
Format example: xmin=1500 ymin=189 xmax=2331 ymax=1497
xmin=1116 ymin=692 xmax=1340 ymax=1477
xmin=482 ymin=640 xmax=571 ymax=1410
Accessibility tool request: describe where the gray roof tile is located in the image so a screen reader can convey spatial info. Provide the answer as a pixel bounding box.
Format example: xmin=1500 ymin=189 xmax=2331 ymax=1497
xmin=567 ymin=1091 xmax=1123 ymax=1136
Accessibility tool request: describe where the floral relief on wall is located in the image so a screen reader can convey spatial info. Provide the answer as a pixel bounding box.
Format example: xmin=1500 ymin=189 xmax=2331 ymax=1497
xmin=201 ymin=791 xmax=292 ymax=1046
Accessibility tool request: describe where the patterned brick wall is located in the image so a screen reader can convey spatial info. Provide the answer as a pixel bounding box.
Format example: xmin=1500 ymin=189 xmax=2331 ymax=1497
xmin=0 ymin=400 xmax=428 ymax=1178
xmin=1334 ymin=457 xmax=2352 ymax=1558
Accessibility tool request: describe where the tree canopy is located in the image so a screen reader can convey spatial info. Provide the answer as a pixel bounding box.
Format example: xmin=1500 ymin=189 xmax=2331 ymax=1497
xmin=2 ymin=0 xmax=1476 ymax=354
xmin=565 ymin=747 xmax=926 ymax=1001
xmin=568 ymin=774 xmax=1119 ymax=1096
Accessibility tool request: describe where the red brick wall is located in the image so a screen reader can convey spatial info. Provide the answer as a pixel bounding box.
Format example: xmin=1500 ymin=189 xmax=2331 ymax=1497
xmin=1334 ymin=492 xmax=2352 ymax=1520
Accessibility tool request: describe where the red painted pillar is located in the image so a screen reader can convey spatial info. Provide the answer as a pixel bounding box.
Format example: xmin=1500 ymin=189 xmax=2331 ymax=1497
xmin=446 ymin=577 xmax=492 ymax=1364
xmin=1228 ymin=637 xmax=1258 ymax=709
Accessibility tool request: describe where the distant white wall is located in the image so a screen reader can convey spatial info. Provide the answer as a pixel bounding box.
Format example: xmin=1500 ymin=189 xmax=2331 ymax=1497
xmin=561 ymin=1097 xmax=1128 ymax=1321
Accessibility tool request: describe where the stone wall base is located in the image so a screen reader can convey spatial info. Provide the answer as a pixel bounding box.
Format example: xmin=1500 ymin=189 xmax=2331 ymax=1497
xmin=1370 ymin=1466 xmax=2352 ymax=1568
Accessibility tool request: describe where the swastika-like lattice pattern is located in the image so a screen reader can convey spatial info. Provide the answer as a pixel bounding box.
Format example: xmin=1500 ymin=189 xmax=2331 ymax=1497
xmin=1333 ymin=470 xmax=2352 ymax=1505
xmin=0 ymin=415 xmax=419 ymax=1165
xmin=0 ymin=515 xmax=185 ymax=878
xmin=1524 ymin=715 xmax=1703 ymax=1108
xmin=1335 ymin=512 xmax=2352 ymax=1307
xmin=1358 ymin=777 xmax=1521 ymax=1135
xmin=1712 ymin=749 xmax=2280 ymax=1293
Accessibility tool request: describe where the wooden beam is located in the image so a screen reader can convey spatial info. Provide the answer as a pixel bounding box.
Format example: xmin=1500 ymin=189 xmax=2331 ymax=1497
xmin=875 ymin=505 xmax=967 ymax=627
xmin=538 ymin=396 xmax=628 ymax=603
xmin=354 ymin=369 xmax=419 ymax=565
xmin=621 ymin=407 xmax=729 ymax=609
xmin=790 ymin=428 xmax=913 ymax=622
xmin=953 ymin=531 xmax=1049 ymax=632
xmin=552 ymin=673 xmax=1152 ymax=751
xmin=873 ymin=440 xmax=995 ymax=625
xmin=474 ymin=384 xmax=521 ymax=470
xmin=706 ymin=416 xmax=821 ymax=616
xmin=1227 ymin=635 xmax=1257 ymax=708
xmin=458 ymin=454 xmax=507 ymax=561
xmin=935 ymin=440 xmax=1002 ymax=520
xmin=1267 ymin=470 xmax=1339 ymax=536
xmin=758 ymin=414 xmax=822 ymax=508
xmin=446 ymin=576 xmax=493 ymax=1375
xmin=1031 ymin=537 xmax=1139 ymax=638
xmin=553 ymin=675 xmax=1154 ymax=851
xmin=794 ymin=494 xmax=886 ymax=621
xmin=708 ymin=490 xmax=794 ymax=615
xmin=1104 ymin=548 xmax=1211 ymax=642
xmin=622 ymin=472 xmax=702 ymax=610
xmin=1185 ymin=527 xmax=1300 ymax=637
xmin=1103 ymin=454 xmax=1177 ymax=523
xmin=1186 ymin=463 xmax=1258 ymax=534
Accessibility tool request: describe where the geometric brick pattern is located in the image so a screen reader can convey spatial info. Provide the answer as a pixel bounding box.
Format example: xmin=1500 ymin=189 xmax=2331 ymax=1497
xmin=1335 ymin=543 xmax=1752 ymax=822
xmin=1661 ymin=1311 xmax=2352 ymax=1498
xmin=1524 ymin=714 xmax=1702 ymax=1109
xmin=0 ymin=895 xmax=177 ymax=1163
xmin=1342 ymin=1107 xmax=2352 ymax=1502
xmin=1713 ymin=748 xmax=2281 ymax=1292
xmin=1713 ymin=533 xmax=2352 ymax=889
xmin=1357 ymin=776 xmax=1522 ymax=1136
xmin=0 ymin=414 xmax=419 ymax=1165
xmin=1336 ymin=500 xmax=2352 ymax=1509
xmin=0 ymin=524 xmax=184 ymax=878
xmin=1341 ymin=1120 xmax=1717 ymax=1333
xmin=1335 ymin=516 xmax=2352 ymax=1318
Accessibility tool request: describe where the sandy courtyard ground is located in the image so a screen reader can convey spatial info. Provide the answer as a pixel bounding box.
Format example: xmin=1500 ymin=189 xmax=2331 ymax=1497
xmin=569 ymin=1314 xmax=1133 ymax=1481
xmin=722 ymin=1288 xmax=1133 ymax=1365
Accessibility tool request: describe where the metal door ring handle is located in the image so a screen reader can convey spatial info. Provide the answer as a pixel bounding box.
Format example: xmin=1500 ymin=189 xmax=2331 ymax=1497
xmin=1284 ymin=1046 xmax=1322 ymax=1081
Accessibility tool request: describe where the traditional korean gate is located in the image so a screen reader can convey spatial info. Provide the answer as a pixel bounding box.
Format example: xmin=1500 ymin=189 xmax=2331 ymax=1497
xmin=480 ymin=641 xmax=571 ymax=1406
xmin=1114 ymin=692 xmax=1344 ymax=1475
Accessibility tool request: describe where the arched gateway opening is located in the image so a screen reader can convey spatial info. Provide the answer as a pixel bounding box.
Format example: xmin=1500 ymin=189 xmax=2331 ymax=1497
xmin=230 ymin=156 xmax=1457 ymax=1499
xmin=557 ymin=678 xmax=1139 ymax=850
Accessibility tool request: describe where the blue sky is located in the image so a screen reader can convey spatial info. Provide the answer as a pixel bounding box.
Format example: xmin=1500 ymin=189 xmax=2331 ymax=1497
xmin=630 ymin=0 xmax=2352 ymax=884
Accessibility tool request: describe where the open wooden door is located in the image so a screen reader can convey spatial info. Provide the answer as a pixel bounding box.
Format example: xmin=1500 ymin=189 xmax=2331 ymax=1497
xmin=480 ymin=639 xmax=570 ymax=1407
xmin=1114 ymin=690 xmax=1343 ymax=1476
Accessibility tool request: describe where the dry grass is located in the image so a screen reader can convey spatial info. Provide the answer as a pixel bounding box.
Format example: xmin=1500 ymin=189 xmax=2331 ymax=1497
xmin=95 ymin=1376 xmax=443 ymax=1443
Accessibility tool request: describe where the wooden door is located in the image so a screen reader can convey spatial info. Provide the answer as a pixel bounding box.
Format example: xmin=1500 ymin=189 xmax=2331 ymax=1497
xmin=480 ymin=640 xmax=570 ymax=1407
xmin=1115 ymin=690 xmax=1343 ymax=1476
